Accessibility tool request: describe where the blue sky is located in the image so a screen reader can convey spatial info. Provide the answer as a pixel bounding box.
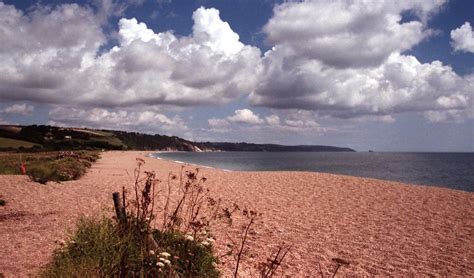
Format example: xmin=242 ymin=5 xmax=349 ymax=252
xmin=0 ymin=0 xmax=472 ymax=151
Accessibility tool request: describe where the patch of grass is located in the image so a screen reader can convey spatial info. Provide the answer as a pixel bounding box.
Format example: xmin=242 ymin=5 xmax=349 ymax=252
xmin=90 ymin=136 xmax=126 ymax=148
xmin=0 ymin=151 xmax=100 ymax=183
xmin=40 ymin=217 xmax=129 ymax=277
xmin=40 ymin=216 xmax=219 ymax=277
xmin=0 ymin=137 xmax=39 ymax=149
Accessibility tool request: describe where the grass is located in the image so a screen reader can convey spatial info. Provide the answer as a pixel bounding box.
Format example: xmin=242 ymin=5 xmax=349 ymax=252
xmin=40 ymin=216 xmax=219 ymax=277
xmin=0 ymin=137 xmax=39 ymax=149
xmin=0 ymin=151 xmax=100 ymax=183
xmin=90 ymin=136 xmax=126 ymax=148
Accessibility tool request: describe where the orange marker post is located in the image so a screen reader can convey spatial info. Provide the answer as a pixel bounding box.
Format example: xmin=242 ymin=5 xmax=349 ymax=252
xmin=20 ymin=163 xmax=26 ymax=175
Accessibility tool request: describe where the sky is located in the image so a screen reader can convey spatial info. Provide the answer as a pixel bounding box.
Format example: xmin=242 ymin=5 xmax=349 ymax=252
xmin=0 ymin=0 xmax=472 ymax=152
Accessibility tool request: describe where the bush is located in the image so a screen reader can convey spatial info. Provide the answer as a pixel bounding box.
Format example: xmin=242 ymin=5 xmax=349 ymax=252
xmin=28 ymin=164 xmax=56 ymax=184
xmin=22 ymin=152 xmax=99 ymax=184
xmin=0 ymin=151 xmax=99 ymax=184
xmin=54 ymin=158 xmax=87 ymax=181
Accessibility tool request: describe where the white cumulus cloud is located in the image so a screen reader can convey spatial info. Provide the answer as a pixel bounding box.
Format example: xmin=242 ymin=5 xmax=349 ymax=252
xmin=3 ymin=103 xmax=34 ymax=116
xmin=249 ymin=0 xmax=471 ymax=123
xmin=0 ymin=3 xmax=104 ymax=103
xmin=0 ymin=0 xmax=471 ymax=130
xmin=227 ymin=109 xmax=264 ymax=124
xmin=263 ymin=0 xmax=445 ymax=68
xmin=0 ymin=4 xmax=261 ymax=108
xmin=49 ymin=107 xmax=188 ymax=134
xmin=265 ymin=115 xmax=280 ymax=126
xmin=208 ymin=109 xmax=326 ymax=133
xmin=450 ymin=22 xmax=474 ymax=53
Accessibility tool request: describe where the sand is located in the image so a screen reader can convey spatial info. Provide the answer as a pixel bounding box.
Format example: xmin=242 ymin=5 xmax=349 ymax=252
xmin=0 ymin=151 xmax=473 ymax=277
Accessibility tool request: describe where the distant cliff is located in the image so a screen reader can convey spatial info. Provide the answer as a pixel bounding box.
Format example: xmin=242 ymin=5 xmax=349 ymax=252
xmin=0 ymin=125 xmax=355 ymax=152
xmin=196 ymin=142 xmax=355 ymax=152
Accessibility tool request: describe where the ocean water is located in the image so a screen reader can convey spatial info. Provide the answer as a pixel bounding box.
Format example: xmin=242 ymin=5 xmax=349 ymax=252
xmin=151 ymin=152 xmax=474 ymax=192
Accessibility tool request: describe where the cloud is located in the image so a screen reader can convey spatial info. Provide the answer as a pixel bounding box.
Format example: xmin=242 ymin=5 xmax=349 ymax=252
xmin=265 ymin=114 xmax=280 ymax=126
xmin=208 ymin=109 xmax=327 ymax=133
xmin=0 ymin=0 xmax=471 ymax=132
xmin=49 ymin=107 xmax=188 ymax=134
xmin=0 ymin=2 xmax=105 ymax=102
xmin=0 ymin=118 xmax=13 ymax=125
xmin=263 ymin=0 xmax=444 ymax=68
xmin=227 ymin=109 xmax=264 ymax=124
xmin=192 ymin=7 xmax=245 ymax=56
xmin=0 ymin=4 xmax=261 ymax=108
xmin=450 ymin=22 xmax=474 ymax=53
xmin=423 ymin=110 xmax=465 ymax=123
xmin=2 ymin=104 xmax=34 ymax=116
xmin=251 ymin=51 xmax=470 ymax=117
xmin=249 ymin=0 xmax=471 ymax=123
xmin=208 ymin=118 xmax=230 ymax=128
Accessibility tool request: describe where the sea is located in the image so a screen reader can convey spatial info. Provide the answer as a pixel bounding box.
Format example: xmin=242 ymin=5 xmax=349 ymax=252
xmin=150 ymin=152 xmax=474 ymax=192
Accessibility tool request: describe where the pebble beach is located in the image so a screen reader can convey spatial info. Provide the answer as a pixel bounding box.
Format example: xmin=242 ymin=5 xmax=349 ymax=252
xmin=0 ymin=151 xmax=473 ymax=277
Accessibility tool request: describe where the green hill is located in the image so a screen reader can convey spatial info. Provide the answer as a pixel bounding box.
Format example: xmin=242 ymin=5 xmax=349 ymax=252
xmin=0 ymin=137 xmax=40 ymax=149
xmin=0 ymin=125 xmax=355 ymax=152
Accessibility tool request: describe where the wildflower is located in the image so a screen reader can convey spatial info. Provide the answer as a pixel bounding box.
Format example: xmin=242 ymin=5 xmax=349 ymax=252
xmin=185 ymin=235 xmax=194 ymax=241
xmin=159 ymin=257 xmax=166 ymax=261
xmin=157 ymin=262 xmax=165 ymax=268
xmin=149 ymin=250 xmax=155 ymax=255
xmin=164 ymin=259 xmax=171 ymax=265
xmin=207 ymin=238 xmax=215 ymax=244
xmin=160 ymin=252 xmax=171 ymax=257
xmin=212 ymin=262 xmax=218 ymax=268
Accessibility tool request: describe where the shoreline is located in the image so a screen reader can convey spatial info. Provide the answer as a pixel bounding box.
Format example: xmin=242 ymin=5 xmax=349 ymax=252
xmin=148 ymin=151 xmax=472 ymax=193
xmin=0 ymin=151 xmax=473 ymax=277
xmin=148 ymin=151 xmax=235 ymax=172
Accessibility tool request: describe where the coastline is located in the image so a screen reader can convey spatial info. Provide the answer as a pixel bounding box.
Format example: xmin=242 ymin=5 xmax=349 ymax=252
xmin=149 ymin=151 xmax=473 ymax=192
xmin=0 ymin=151 xmax=473 ymax=277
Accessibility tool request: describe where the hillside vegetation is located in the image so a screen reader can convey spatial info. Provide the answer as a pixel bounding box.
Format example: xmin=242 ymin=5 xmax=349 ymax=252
xmin=0 ymin=125 xmax=355 ymax=152
xmin=0 ymin=137 xmax=40 ymax=149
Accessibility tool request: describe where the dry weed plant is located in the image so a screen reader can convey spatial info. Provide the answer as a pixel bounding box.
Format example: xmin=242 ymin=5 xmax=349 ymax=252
xmin=258 ymin=243 xmax=292 ymax=277
xmin=117 ymin=158 xmax=293 ymax=277
xmin=115 ymin=158 xmax=236 ymax=276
